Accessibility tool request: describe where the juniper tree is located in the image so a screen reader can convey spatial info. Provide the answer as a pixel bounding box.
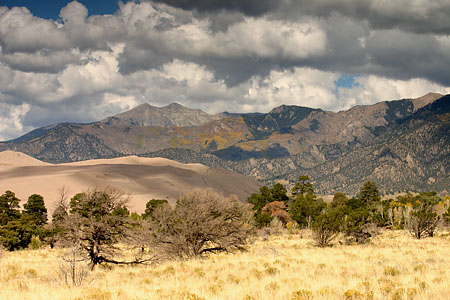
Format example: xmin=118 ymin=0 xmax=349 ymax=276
xmin=289 ymin=176 xmax=325 ymax=228
xmin=59 ymin=187 xmax=149 ymax=268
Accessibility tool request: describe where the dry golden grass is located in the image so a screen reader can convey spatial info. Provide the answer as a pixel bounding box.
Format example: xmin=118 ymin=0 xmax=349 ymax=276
xmin=1 ymin=230 xmax=449 ymax=300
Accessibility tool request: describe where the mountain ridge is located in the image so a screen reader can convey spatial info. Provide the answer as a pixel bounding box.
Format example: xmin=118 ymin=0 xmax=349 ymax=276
xmin=0 ymin=93 xmax=448 ymax=195
xmin=101 ymin=102 xmax=223 ymax=127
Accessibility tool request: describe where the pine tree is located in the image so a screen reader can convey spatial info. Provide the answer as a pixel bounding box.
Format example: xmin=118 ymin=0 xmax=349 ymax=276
xmin=23 ymin=194 xmax=48 ymax=226
xmin=0 ymin=190 xmax=21 ymax=225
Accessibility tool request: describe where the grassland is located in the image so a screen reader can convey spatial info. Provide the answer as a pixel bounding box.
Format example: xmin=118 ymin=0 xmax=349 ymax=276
xmin=1 ymin=230 xmax=449 ymax=300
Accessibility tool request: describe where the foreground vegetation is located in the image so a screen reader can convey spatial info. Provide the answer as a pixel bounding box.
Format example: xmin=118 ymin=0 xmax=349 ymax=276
xmin=1 ymin=230 xmax=449 ymax=300
xmin=1 ymin=176 xmax=450 ymax=299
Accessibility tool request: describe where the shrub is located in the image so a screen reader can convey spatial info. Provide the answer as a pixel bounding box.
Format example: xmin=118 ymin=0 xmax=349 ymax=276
xmin=28 ymin=236 xmax=41 ymax=250
xmin=384 ymin=266 xmax=401 ymax=276
xmin=312 ymin=208 xmax=344 ymax=247
xmin=142 ymin=199 xmax=168 ymax=220
xmin=0 ymin=217 xmax=34 ymax=250
xmin=262 ymin=201 xmax=292 ymax=225
xmin=248 ymin=184 xmax=289 ymax=228
xmin=344 ymin=208 xmax=374 ymax=244
xmin=291 ymin=289 xmax=313 ymax=300
xmin=149 ymin=188 xmax=253 ymax=259
xmin=408 ymin=193 xmax=440 ymax=239
xmin=343 ymin=289 xmax=363 ymax=300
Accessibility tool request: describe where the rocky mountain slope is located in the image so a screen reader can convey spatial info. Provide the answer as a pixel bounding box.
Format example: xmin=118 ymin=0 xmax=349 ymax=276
xmin=102 ymin=102 xmax=222 ymax=127
xmin=0 ymin=92 xmax=447 ymax=195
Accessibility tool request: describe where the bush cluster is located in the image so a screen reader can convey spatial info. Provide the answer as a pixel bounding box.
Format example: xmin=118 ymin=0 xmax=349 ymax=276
xmin=0 ymin=191 xmax=48 ymax=250
xmin=247 ymin=177 xmax=449 ymax=246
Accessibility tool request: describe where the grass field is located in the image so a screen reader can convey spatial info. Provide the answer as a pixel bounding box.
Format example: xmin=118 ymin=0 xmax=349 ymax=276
xmin=0 ymin=230 xmax=449 ymax=300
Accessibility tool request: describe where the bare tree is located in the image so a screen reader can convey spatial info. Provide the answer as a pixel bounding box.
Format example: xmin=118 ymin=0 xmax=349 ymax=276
xmin=58 ymin=246 xmax=89 ymax=286
xmin=44 ymin=186 xmax=70 ymax=248
xmin=148 ymin=188 xmax=253 ymax=259
xmin=52 ymin=186 xmax=69 ymax=225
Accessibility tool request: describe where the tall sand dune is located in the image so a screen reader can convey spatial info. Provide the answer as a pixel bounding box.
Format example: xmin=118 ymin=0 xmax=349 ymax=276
xmin=0 ymin=151 xmax=261 ymax=214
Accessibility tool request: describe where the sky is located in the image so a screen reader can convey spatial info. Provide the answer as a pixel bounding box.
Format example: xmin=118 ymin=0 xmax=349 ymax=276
xmin=0 ymin=0 xmax=450 ymax=141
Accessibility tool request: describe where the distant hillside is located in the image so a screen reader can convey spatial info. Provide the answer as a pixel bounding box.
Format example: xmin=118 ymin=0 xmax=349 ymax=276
xmin=0 ymin=92 xmax=448 ymax=195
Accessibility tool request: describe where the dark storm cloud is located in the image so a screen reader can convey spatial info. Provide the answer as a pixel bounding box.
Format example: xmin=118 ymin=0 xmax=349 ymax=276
xmin=149 ymin=0 xmax=281 ymax=16
xmin=151 ymin=0 xmax=450 ymax=35
xmin=364 ymin=30 xmax=450 ymax=85
xmin=0 ymin=50 xmax=81 ymax=73
xmin=0 ymin=0 xmax=449 ymax=141
xmin=278 ymin=0 xmax=450 ymax=35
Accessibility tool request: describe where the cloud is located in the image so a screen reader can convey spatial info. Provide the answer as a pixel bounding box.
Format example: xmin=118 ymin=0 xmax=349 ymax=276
xmin=117 ymin=2 xmax=327 ymax=82
xmin=363 ymin=29 xmax=450 ymax=85
xmin=0 ymin=0 xmax=449 ymax=141
xmin=149 ymin=0 xmax=280 ymax=16
xmin=0 ymin=50 xmax=81 ymax=73
xmin=347 ymin=76 xmax=450 ymax=106
xmin=156 ymin=0 xmax=450 ymax=35
xmin=0 ymin=102 xmax=33 ymax=141
xmin=0 ymin=6 xmax=70 ymax=53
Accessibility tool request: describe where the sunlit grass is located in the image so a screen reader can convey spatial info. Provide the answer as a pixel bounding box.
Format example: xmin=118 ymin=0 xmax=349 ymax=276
xmin=0 ymin=230 xmax=449 ymax=299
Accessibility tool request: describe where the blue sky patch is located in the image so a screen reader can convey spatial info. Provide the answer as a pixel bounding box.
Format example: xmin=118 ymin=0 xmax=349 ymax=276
xmin=335 ymin=74 xmax=361 ymax=89
xmin=1 ymin=0 xmax=128 ymax=19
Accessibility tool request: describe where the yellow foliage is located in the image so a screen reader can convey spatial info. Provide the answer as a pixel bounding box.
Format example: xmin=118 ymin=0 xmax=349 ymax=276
xmin=291 ymin=289 xmax=313 ymax=300
xmin=1 ymin=231 xmax=450 ymax=300
xmin=343 ymin=289 xmax=363 ymax=300
xmin=185 ymin=293 xmax=206 ymax=300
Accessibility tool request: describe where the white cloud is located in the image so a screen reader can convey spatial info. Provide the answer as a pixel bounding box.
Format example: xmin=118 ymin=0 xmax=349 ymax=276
xmin=0 ymin=6 xmax=69 ymax=53
xmin=57 ymin=48 xmax=121 ymax=99
xmin=213 ymin=18 xmax=327 ymax=60
xmin=0 ymin=102 xmax=32 ymax=140
xmin=244 ymin=68 xmax=340 ymax=112
xmin=0 ymin=0 xmax=449 ymax=141
xmin=349 ymin=76 xmax=450 ymax=105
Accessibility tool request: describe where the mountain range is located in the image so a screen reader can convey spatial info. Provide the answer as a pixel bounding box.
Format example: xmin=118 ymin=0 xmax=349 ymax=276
xmin=1 ymin=92 xmax=449 ymax=196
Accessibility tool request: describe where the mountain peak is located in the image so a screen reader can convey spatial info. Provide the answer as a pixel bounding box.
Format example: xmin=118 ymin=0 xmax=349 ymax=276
xmin=164 ymin=102 xmax=185 ymax=109
xmin=411 ymin=92 xmax=444 ymax=111
xmin=270 ymin=104 xmax=320 ymax=114
xmin=102 ymin=102 xmax=221 ymax=127
xmin=134 ymin=103 xmax=153 ymax=109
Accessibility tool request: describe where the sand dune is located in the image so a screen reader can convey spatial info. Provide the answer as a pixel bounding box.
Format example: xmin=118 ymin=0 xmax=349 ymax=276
xmin=0 ymin=150 xmax=52 ymax=167
xmin=0 ymin=151 xmax=260 ymax=214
